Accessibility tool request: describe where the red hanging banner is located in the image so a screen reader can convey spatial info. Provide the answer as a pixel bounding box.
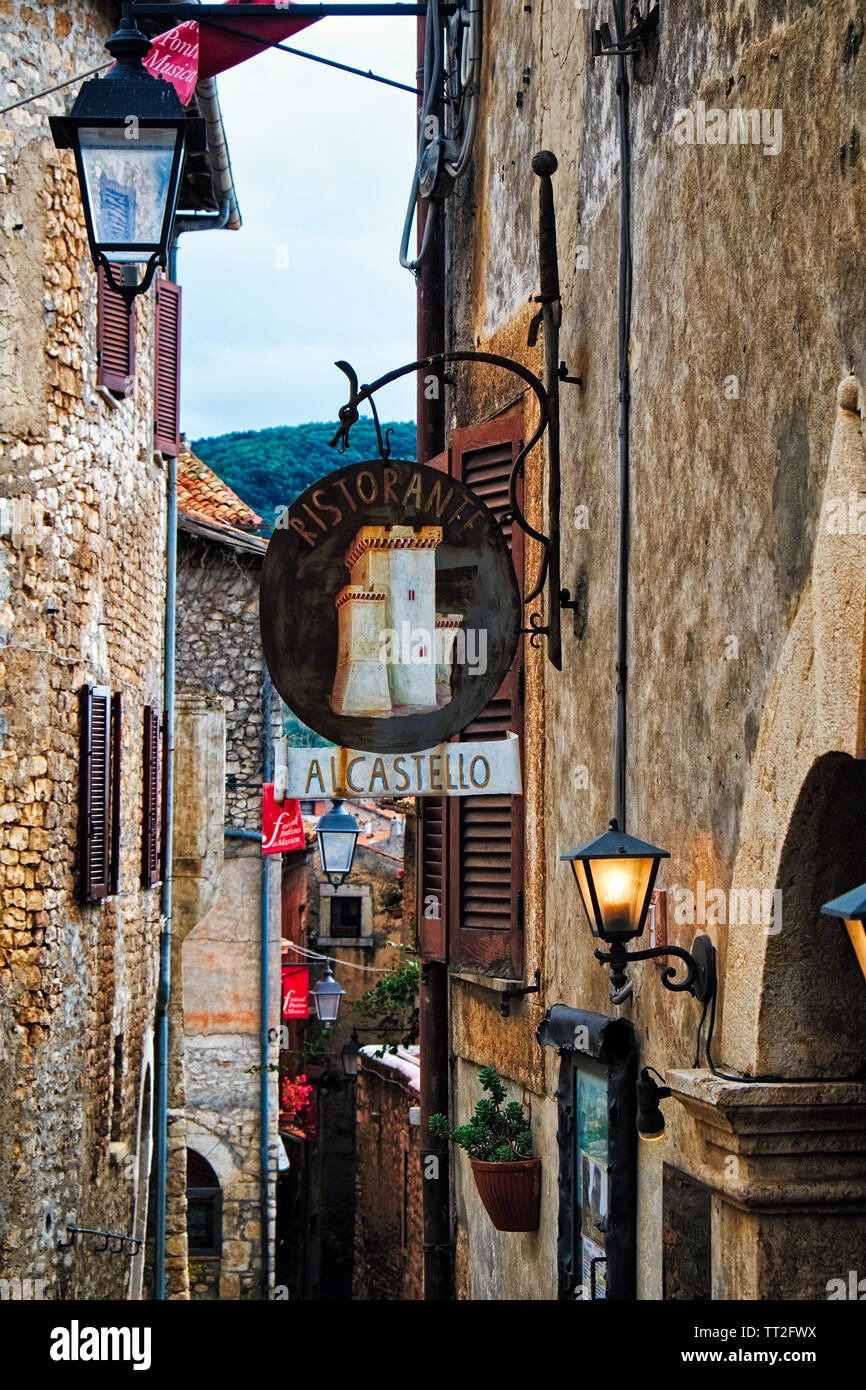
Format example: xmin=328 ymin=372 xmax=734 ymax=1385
xmin=282 ymin=964 xmax=309 ymax=1020
xmin=145 ymin=0 xmax=319 ymax=104
xmin=262 ymin=785 xmax=305 ymax=854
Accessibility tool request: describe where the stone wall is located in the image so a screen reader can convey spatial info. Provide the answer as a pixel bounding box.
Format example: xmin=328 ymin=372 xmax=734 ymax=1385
xmin=176 ymin=532 xmax=275 ymax=832
xmin=353 ymin=1053 xmax=422 ymax=1301
xmin=182 ymin=841 xmax=281 ymax=1299
xmin=175 ymin=533 xmax=282 ymax=1298
xmin=444 ymin=0 xmax=866 ymax=1301
xmin=0 ymin=0 xmax=170 ymax=1300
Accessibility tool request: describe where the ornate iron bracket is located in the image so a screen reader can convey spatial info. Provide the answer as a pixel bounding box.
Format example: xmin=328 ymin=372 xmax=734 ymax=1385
xmin=57 ymin=1224 xmax=142 ymax=1255
xmin=97 ymin=250 xmax=162 ymax=306
xmin=329 ymin=151 xmax=578 ymax=668
xmin=500 ymin=967 xmax=542 ymax=1018
xmin=591 ymin=2 xmax=659 ymax=60
xmin=593 ymin=933 xmax=716 ymax=1003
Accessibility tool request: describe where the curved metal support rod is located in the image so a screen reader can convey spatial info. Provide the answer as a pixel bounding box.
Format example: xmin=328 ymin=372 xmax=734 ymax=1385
xmin=593 ymin=934 xmax=716 ymax=1004
xmin=615 ymin=944 xmax=702 ymax=994
xmin=330 ymin=352 xmax=551 ymax=578
xmin=97 ymin=251 xmax=162 ymax=305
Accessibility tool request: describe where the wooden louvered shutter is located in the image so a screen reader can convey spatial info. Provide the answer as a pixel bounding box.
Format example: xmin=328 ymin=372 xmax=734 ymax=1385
xmin=448 ymin=415 xmax=525 ymax=976
xmin=417 ymin=442 xmax=453 ymax=961
xmin=80 ymin=685 xmax=111 ymax=902
xmin=159 ymin=707 xmax=170 ymax=883
xmin=109 ymin=692 xmax=122 ymax=896
xmin=142 ymin=705 xmax=161 ymax=888
xmin=154 ymin=278 xmax=181 ymax=456
xmin=97 ymin=264 xmax=135 ymax=398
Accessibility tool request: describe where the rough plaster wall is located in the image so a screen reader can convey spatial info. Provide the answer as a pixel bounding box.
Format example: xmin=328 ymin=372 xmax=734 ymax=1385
xmin=0 ymin=0 xmax=172 ymax=1299
xmin=353 ymin=1059 xmax=423 ymax=1300
xmin=182 ymin=846 xmax=281 ymax=1298
xmin=447 ymin=0 xmax=866 ymax=1300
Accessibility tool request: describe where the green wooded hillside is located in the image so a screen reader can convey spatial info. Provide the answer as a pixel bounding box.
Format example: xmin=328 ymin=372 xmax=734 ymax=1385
xmin=192 ymin=420 xmax=416 ymax=535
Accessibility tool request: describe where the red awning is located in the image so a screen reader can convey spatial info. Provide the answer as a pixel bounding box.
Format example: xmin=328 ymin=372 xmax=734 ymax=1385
xmin=145 ymin=0 xmax=319 ymax=104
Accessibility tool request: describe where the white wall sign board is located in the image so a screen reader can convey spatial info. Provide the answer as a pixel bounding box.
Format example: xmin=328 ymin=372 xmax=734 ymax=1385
xmin=275 ymin=734 xmax=521 ymax=799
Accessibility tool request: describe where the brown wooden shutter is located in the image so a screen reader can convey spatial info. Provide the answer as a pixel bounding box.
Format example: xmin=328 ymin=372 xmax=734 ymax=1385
xmin=154 ymin=278 xmax=182 ymax=456
xmin=142 ymin=705 xmax=161 ymax=888
xmin=109 ymin=692 xmax=122 ymax=896
xmin=97 ymin=264 xmax=135 ymax=398
xmin=80 ymin=685 xmax=111 ymax=902
xmin=159 ymin=707 xmax=170 ymax=883
xmin=448 ymin=415 xmax=525 ymax=976
xmin=417 ymin=449 xmax=450 ymax=962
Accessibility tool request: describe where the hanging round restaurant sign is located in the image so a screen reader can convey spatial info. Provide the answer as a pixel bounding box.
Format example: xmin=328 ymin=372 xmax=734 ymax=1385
xmin=260 ymin=459 xmax=521 ymax=754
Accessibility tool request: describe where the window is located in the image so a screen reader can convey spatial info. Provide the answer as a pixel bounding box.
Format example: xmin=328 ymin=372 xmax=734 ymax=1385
xmin=329 ymin=895 xmax=363 ymax=938
xmin=110 ymin=1035 xmax=124 ymax=1143
xmin=300 ymin=800 xmax=316 ymax=814
xmin=415 ymin=417 xmax=526 ymax=976
xmin=109 ymin=692 xmax=122 ymax=895
xmin=80 ymin=685 xmax=111 ymax=902
xmin=186 ymin=1149 xmax=222 ymax=1257
xmin=97 ymin=264 xmax=135 ymax=398
xmin=408 ymin=588 xmax=416 ymax=600
xmin=142 ymin=706 xmax=161 ymax=888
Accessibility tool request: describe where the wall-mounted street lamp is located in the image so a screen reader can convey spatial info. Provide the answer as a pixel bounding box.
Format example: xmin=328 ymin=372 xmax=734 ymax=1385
xmin=316 ymin=799 xmax=360 ymax=889
xmin=341 ymin=1027 xmax=362 ymax=1078
xmin=310 ymin=959 xmax=345 ymax=1024
xmin=561 ymin=819 xmax=716 ymax=1003
xmin=49 ymin=11 xmax=202 ymax=301
xmin=822 ymin=884 xmax=866 ymax=984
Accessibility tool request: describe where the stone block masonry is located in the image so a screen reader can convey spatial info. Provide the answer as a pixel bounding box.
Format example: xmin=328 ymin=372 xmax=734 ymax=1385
xmin=0 ymin=0 xmax=179 ymax=1300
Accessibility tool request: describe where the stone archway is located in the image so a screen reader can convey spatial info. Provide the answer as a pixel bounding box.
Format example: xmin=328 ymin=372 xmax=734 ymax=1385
xmin=753 ymin=752 xmax=866 ymax=1076
xmin=722 ymin=375 xmax=866 ymax=1074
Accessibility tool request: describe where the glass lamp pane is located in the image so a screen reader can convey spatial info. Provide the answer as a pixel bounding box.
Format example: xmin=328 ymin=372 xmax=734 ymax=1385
xmin=318 ymin=830 xmax=356 ymax=877
xmin=572 ymin=856 xmax=654 ymax=938
xmin=845 ymin=920 xmax=866 ymax=983
xmin=571 ymin=859 xmax=601 ymax=936
xmin=312 ymin=988 xmax=341 ymax=1023
xmin=79 ymin=126 xmax=179 ymax=260
xmin=592 ymin=856 xmax=654 ymax=937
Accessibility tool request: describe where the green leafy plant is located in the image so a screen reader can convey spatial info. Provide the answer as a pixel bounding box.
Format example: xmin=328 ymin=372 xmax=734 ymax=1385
xmin=294 ymin=1025 xmax=333 ymax=1072
xmin=355 ymin=944 xmax=419 ymax=1050
xmin=429 ymin=1066 xmax=534 ymax=1161
xmin=378 ymin=881 xmax=404 ymax=915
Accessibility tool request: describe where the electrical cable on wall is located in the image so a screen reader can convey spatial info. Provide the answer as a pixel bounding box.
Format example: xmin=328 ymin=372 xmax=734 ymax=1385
xmin=400 ymin=0 xmax=481 ymax=273
xmin=285 ymin=940 xmax=403 ymax=974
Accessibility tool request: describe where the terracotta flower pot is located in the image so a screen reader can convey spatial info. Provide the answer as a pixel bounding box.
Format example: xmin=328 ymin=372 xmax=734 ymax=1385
xmin=469 ymin=1156 xmax=541 ymax=1232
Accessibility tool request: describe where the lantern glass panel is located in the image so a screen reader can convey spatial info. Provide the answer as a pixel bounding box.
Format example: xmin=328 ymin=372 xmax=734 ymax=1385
xmin=572 ymin=855 xmax=655 ymax=939
xmin=79 ymin=126 xmax=179 ymax=260
xmin=845 ymin=919 xmax=866 ymax=983
xmin=312 ymin=985 xmax=342 ymax=1024
xmin=317 ymin=830 xmax=357 ymax=880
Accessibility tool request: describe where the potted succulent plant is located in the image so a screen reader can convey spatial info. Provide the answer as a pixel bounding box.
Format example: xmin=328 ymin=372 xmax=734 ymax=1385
xmin=429 ymin=1066 xmax=540 ymax=1232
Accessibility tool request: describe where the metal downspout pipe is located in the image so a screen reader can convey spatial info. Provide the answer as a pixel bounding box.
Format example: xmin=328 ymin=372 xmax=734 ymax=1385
xmin=223 ymin=668 xmax=272 ymax=1299
xmin=153 ymin=442 xmax=176 ymax=1301
xmin=415 ymin=5 xmax=452 ymax=1303
xmin=259 ymin=669 xmax=273 ymax=1298
xmin=152 ymin=65 xmax=238 ymax=1295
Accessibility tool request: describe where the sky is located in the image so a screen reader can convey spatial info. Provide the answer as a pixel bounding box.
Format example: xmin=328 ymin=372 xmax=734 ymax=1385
xmin=178 ymin=16 xmax=419 ymax=440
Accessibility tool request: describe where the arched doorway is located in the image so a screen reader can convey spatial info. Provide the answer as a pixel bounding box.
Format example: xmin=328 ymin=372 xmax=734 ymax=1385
xmin=186 ymin=1148 xmax=222 ymax=1300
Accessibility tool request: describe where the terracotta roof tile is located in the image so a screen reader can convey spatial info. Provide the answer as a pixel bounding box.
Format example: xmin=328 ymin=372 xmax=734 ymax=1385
xmin=177 ymin=443 xmax=262 ymax=531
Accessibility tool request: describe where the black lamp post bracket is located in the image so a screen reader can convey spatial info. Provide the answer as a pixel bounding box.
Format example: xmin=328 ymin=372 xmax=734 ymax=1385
xmin=594 ymin=934 xmax=716 ymax=1004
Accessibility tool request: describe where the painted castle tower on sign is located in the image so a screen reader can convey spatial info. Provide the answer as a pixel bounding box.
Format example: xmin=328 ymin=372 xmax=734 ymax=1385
xmin=330 ymin=525 xmax=462 ymax=718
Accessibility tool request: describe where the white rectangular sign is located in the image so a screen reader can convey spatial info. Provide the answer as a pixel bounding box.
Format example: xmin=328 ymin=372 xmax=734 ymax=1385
xmin=274 ymin=734 xmax=522 ymax=799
